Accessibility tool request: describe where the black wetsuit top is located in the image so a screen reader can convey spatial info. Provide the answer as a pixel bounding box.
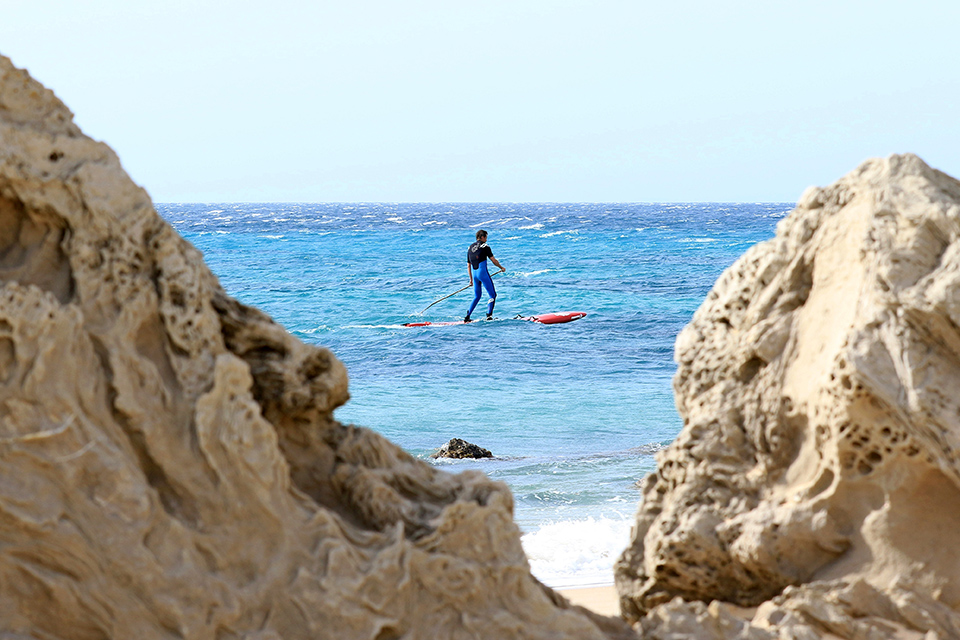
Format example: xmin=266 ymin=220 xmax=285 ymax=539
xmin=467 ymin=242 xmax=493 ymax=269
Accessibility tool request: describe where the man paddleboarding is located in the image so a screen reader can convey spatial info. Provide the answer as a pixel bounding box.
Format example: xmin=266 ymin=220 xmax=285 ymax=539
xmin=465 ymin=229 xmax=504 ymax=322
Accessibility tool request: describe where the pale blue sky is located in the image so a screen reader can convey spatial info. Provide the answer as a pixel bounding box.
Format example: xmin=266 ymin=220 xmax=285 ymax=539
xmin=2 ymin=1 xmax=957 ymax=202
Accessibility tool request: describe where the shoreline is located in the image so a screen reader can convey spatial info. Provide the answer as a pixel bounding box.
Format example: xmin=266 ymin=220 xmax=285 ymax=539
xmin=558 ymin=584 xmax=620 ymax=617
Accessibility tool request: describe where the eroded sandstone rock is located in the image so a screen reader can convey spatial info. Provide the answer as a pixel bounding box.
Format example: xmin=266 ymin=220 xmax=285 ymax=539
xmin=0 ymin=56 xmax=632 ymax=639
xmin=616 ymin=153 xmax=960 ymax=638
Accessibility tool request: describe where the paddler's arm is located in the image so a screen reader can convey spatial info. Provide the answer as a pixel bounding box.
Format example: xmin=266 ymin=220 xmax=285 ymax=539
xmin=490 ymin=256 xmax=504 ymax=272
xmin=468 ymin=264 xmax=473 ymax=285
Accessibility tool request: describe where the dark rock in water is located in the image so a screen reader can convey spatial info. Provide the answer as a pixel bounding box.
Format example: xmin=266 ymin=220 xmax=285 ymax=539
xmin=432 ymin=438 xmax=493 ymax=459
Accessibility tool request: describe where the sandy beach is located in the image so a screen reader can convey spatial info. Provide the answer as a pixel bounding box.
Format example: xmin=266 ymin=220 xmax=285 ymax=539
xmin=559 ymin=585 xmax=620 ymax=617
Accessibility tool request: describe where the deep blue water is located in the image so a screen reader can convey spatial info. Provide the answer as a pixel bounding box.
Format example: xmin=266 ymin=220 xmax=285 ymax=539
xmin=158 ymin=202 xmax=790 ymax=586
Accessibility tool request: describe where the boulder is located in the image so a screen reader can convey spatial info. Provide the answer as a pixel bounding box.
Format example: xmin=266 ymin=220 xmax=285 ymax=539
xmin=0 ymin=55 xmax=631 ymax=640
xmin=616 ymin=153 xmax=960 ymax=638
xmin=432 ymin=438 xmax=494 ymax=459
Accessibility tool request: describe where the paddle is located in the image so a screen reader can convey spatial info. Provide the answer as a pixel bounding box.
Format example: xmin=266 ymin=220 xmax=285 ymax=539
xmin=418 ymin=269 xmax=505 ymax=314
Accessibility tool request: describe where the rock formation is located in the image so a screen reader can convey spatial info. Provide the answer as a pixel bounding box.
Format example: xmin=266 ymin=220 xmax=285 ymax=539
xmin=9 ymin=48 xmax=960 ymax=640
xmin=0 ymin=56 xmax=633 ymax=639
xmin=432 ymin=438 xmax=494 ymax=459
xmin=616 ymin=153 xmax=960 ymax=638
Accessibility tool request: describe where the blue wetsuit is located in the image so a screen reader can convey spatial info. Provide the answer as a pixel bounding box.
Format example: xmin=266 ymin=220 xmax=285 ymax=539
xmin=466 ymin=241 xmax=496 ymax=318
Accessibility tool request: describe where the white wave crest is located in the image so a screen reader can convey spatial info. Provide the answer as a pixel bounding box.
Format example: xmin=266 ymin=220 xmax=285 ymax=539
xmin=298 ymin=325 xmax=330 ymax=334
xmin=341 ymin=324 xmax=408 ymax=329
xmin=521 ymin=517 xmax=632 ymax=588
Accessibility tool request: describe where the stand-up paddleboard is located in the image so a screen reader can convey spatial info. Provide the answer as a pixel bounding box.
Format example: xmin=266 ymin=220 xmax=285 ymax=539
xmin=403 ymin=312 xmax=586 ymax=327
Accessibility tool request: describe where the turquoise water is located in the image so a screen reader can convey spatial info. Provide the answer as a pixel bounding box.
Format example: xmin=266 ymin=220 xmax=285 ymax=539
xmin=159 ymin=202 xmax=789 ymax=586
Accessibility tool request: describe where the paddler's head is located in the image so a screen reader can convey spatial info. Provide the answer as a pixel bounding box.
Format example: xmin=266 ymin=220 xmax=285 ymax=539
xmin=476 ymin=229 xmax=488 ymax=242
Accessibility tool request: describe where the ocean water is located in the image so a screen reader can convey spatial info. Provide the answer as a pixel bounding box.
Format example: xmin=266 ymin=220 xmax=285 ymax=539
xmin=158 ymin=202 xmax=790 ymax=588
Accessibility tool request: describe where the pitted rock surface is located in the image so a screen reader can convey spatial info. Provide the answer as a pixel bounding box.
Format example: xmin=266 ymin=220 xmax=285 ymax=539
xmin=616 ymin=153 xmax=960 ymax=639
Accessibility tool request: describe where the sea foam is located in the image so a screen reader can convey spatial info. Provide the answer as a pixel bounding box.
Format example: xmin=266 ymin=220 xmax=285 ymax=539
xmin=521 ymin=516 xmax=633 ymax=588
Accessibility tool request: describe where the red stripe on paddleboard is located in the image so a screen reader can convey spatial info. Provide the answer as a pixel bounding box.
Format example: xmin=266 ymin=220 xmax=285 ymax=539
xmin=527 ymin=312 xmax=587 ymax=324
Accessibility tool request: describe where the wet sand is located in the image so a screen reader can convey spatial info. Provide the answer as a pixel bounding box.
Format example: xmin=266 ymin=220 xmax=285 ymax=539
xmin=558 ymin=585 xmax=619 ymax=617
